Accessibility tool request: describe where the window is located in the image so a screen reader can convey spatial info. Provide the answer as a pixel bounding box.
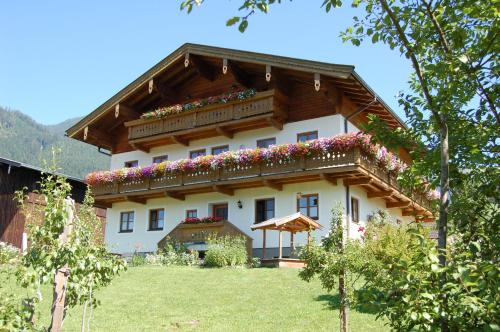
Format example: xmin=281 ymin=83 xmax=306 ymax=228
xmin=124 ymin=160 xmax=138 ymax=168
xmin=256 ymin=137 xmax=276 ymax=149
xmin=297 ymin=194 xmax=319 ymax=220
xmin=149 ymin=209 xmax=164 ymax=231
xmin=351 ymin=197 xmax=359 ymax=223
xmin=297 ymin=131 xmax=318 ymax=143
xmin=212 ymin=203 xmax=228 ymax=220
xmin=119 ymin=211 xmax=134 ymax=233
xmin=189 ymin=149 xmax=206 ymax=159
xmin=152 ymin=155 xmax=168 ymax=164
xmin=186 ymin=209 xmax=198 ymax=219
xmin=255 ymin=198 xmax=275 ymax=223
xmin=211 ymin=145 xmax=229 ymax=155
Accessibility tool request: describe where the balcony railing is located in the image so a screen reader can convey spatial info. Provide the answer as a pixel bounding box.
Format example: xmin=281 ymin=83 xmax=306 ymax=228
xmin=91 ymin=148 xmax=432 ymax=210
xmin=125 ymin=90 xmax=285 ymax=142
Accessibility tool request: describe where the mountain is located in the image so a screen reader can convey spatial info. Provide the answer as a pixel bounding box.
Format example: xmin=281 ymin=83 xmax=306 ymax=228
xmin=0 ymin=107 xmax=109 ymax=179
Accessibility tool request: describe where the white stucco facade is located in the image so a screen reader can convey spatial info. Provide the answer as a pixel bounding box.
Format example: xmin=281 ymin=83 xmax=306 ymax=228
xmin=103 ymin=114 xmax=412 ymax=255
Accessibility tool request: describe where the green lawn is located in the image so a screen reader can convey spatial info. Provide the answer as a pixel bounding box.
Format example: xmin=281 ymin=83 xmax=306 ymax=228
xmin=3 ymin=266 xmax=388 ymax=331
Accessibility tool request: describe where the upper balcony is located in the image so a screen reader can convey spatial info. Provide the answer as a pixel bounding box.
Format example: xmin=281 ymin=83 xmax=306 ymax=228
xmin=124 ymin=89 xmax=287 ymax=152
xmin=86 ymin=133 xmax=434 ymax=220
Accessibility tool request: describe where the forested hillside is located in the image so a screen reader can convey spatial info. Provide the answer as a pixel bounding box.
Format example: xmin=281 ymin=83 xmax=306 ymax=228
xmin=0 ymin=107 xmax=109 ymax=179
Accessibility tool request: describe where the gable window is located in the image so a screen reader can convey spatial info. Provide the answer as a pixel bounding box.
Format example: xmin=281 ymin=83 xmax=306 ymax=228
xmin=211 ymin=145 xmax=229 ymax=155
xmin=257 ymin=137 xmax=276 ymax=149
xmin=186 ymin=209 xmax=198 ymax=219
xmin=297 ymin=194 xmax=319 ymax=220
xmin=297 ymin=131 xmax=318 ymax=143
xmin=212 ymin=203 xmax=228 ymax=220
xmin=149 ymin=209 xmax=164 ymax=231
xmin=124 ymin=160 xmax=138 ymax=168
xmin=119 ymin=211 xmax=134 ymax=233
xmin=152 ymin=155 xmax=168 ymax=164
xmin=255 ymin=198 xmax=275 ymax=224
xmin=351 ymin=197 xmax=359 ymax=223
xmin=189 ymin=149 xmax=206 ymax=159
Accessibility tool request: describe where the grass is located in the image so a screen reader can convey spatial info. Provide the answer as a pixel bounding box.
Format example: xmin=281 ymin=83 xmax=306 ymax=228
xmin=2 ymin=266 xmax=389 ymax=331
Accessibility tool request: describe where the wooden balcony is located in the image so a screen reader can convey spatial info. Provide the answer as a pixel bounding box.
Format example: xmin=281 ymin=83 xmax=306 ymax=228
xmin=124 ymin=90 xmax=287 ymax=151
xmin=92 ymin=148 xmax=433 ymax=216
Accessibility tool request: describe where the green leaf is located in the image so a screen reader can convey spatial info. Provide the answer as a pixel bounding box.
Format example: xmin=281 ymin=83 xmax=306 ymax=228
xmin=238 ymin=20 xmax=249 ymax=33
xmin=226 ymin=16 xmax=240 ymax=26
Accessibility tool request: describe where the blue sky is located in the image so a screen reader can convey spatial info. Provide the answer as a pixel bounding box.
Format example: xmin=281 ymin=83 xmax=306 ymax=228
xmin=0 ymin=1 xmax=412 ymax=125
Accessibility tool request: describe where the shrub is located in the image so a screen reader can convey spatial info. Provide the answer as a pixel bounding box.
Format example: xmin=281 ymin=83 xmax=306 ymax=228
xmin=130 ymin=252 xmax=146 ymax=266
xmin=204 ymin=235 xmax=247 ymax=268
xmin=0 ymin=242 xmax=19 ymax=265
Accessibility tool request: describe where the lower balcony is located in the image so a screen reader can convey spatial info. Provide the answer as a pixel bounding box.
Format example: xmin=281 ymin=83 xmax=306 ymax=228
xmin=88 ymin=140 xmax=434 ymax=219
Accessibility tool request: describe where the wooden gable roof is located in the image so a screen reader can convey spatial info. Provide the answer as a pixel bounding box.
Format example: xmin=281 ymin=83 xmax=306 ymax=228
xmin=66 ymin=43 xmax=406 ymax=149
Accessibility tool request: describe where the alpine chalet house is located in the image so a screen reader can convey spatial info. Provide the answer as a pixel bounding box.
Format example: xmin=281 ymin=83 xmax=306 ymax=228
xmin=66 ymin=44 xmax=434 ymax=262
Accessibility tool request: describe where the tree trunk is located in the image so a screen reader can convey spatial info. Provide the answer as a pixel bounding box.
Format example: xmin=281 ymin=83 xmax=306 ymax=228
xmin=339 ymin=273 xmax=348 ymax=332
xmin=438 ymin=117 xmax=450 ymax=332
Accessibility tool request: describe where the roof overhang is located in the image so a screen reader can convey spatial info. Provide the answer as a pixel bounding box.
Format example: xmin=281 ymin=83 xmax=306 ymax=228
xmin=66 ymin=43 xmax=406 ymax=140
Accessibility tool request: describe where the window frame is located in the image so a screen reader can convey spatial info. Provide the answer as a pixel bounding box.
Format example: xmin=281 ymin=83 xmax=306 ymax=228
xmin=152 ymin=155 xmax=168 ymax=164
xmin=186 ymin=209 xmax=198 ymax=219
xmin=124 ymin=160 xmax=139 ymax=168
xmin=189 ymin=149 xmax=206 ymax=159
xmin=255 ymin=198 xmax=275 ymax=224
xmin=351 ymin=197 xmax=360 ymax=223
xmin=256 ymin=137 xmax=276 ymax=149
xmin=148 ymin=208 xmax=165 ymax=231
xmin=297 ymin=193 xmax=319 ymax=220
xmin=211 ymin=145 xmax=229 ymax=155
xmin=212 ymin=203 xmax=228 ymax=220
xmin=119 ymin=211 xmax=135 ymax=233
xmin=297 ymin=131 xmax=318 ymax=143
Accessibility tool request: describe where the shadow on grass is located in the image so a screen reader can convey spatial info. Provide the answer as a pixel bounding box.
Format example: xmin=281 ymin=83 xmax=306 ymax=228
xmin=315 ymin=290 xmax=381 ymax=315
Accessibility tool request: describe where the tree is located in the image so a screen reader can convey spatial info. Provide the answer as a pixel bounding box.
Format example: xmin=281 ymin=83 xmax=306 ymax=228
xmin=299 ymin=205 xmax=364 ymax=332
xmin=14 ymin=156 xmax=126 ymax=331
xmin=179 ymin=1 xmax=499 ymax=330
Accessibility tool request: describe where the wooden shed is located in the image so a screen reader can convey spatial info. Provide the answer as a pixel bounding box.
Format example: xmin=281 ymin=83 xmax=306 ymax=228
xmin=0 ymin=157 xmax=106 ymax=249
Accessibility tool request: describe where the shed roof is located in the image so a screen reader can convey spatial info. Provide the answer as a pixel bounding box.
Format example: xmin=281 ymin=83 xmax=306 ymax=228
xmin=251 ymin=212 xmax=322 ymax=232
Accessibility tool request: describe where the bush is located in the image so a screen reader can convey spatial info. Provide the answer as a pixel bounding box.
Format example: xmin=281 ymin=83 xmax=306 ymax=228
xmin=204 ymin=235 xmax=247 ymax=268
xmin=0 ymin=242 xmax=19 ymax=265
xmin=130 ymin=252 xmax=146 ymax=266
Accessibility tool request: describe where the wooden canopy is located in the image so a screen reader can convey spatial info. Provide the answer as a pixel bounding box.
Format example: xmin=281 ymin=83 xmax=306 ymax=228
xmin=251 ymin=212 xmax=322 ymax=232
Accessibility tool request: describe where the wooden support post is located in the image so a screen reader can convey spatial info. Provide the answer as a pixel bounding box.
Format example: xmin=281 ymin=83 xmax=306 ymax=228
xmin=262 ymin=229 xmax=266 ymax=260
xmin=307 ymin=230 xmax=312 ymax=245
xmin=290 ymin=232 xmax=295 ymax=257
xmin=49 ymin=199 xmax=74 ymax=332
xmin=278 ymin=230 xmax=283 ymax=259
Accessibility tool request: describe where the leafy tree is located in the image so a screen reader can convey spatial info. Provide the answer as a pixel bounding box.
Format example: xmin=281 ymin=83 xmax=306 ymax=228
xmin=179 ymin=1 xmax=499 ymax=330
xmin=299 ymin=206 xmax=364 ymax=332
xmin=14 ymin=156 xmax=126 ymax=330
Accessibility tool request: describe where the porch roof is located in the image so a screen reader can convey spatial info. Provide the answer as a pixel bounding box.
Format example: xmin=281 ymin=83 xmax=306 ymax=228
xmin=251 ymin=212 xmax=322 ymax=233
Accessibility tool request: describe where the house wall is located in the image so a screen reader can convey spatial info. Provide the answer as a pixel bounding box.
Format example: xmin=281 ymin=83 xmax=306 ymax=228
xmin=105 ymin=180 xmax=413 ymax=254
xmin=110 ymin=114 xmax=356 ymax=169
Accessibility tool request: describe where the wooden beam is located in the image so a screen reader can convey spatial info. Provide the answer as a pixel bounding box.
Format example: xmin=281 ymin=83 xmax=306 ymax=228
xmin=114 ymin=103 xmax=137 ymax=121
xmin=165 ymin=191 xmax=185 ymax=201
xmin=367 ymin=190 xmax=393 ymax=198
xmin=343 ymin=177 xmax=372 ymax=186
xmin=215 ymin=126 xmax=233 ymax=138
xmin=149 ymin=78 xmax=176 ymax=104
xmin=130 ymin=143 xmax=150 ymax=153
xmin=269 ymin=69 xmax=292 ymax=97
xmin=266 ymin=117 xmax=283 ymax=130
xmin=212 ymin=185 xmax=234 ymax=196
xmin=125 ymin=196 xmax=147 ymax=205
xmin=190 ymin=54 xmax=216 ymax=81
xmin=171 ymin=135 xmax=189 ymax=146
xmin=263 ymin=180 xmax=283 ymax=191
xmin=278 ymin=230 xmax=283 ymax=259
xmin=320 ymin=174 xmax=338 ymax=186
xmin=86 ymin=130 xmax=114 ymax=150
xmin=227 ymin=60 xmax=253 ymax=87
xmin=386 ymin=201 xmax=410 ymax=208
